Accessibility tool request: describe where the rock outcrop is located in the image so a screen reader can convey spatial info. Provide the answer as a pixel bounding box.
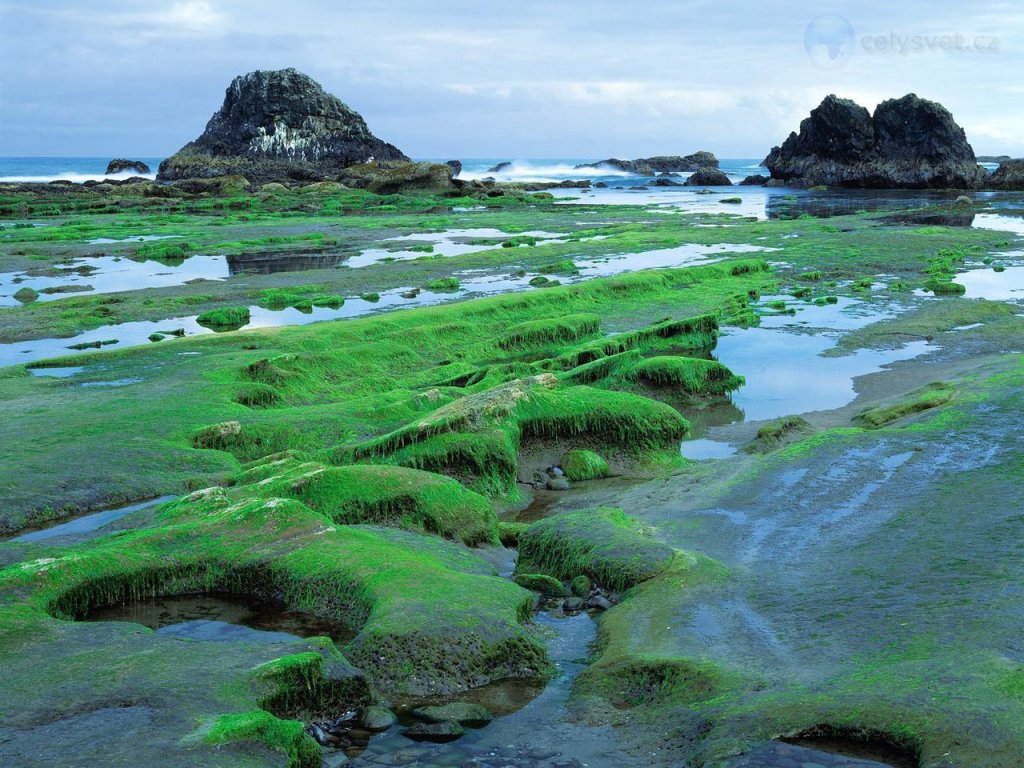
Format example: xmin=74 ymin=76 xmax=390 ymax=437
xmin=576 ymin=152 xmax=718 ymax=176
xmin=157 ymin=68 xmax=407 ymax=183
xmin=986 ymin=159 xmax=1024 ymax=190
xmin=764 ymin=94 xmax=985 ymax=189
xmin=105 ymin=159 xmax=151 ymax=175
xmin=685 ymin=167 xmax=732 ymax=186
xmin=739 ymin=174 xmax=770 ymax=186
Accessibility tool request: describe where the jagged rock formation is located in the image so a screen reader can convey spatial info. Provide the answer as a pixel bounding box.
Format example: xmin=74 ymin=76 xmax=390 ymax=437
xmin=739 ymin=174 xmax=770 ymax=186
xmin=105 ymin=159 xmax=151 ymax=175
xmin=157 ymin=68 xmax=407 ymax=183
xmin=986 ymin=159 xmax=1024 ymax=190
xmin=764 ymin=94 xmax=985 ymax=189
xmin=685 ymin=167 xmax=732 ymax=186
xmin=575 ymin=152 xmax=718 ymax=176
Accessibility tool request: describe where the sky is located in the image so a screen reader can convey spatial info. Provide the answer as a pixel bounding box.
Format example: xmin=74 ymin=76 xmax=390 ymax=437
xmin=0 ymin=0 xmax=1022 ymax=159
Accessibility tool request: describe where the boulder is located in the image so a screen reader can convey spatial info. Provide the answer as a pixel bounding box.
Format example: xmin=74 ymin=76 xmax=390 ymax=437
xmin=157 ymin=68 xmax=407 ymax=183
xmin=739 ymin=174 xmax=770 ymax=186
xmin=685 ymin=167 xmax=733 ymax=186
xmin=445 ymin=160 xmax=463 ymax=177
xmin=105 ymin=159 xmax=151 ymax=175
xmin=986 ymin=159 xmax=1024 ymax=190
xmin=764 ymin=93 xmax=985 ymax=189
xmin=365 ymin=162 xmax=456 ymax=196
xmin=412 ymin=702 xmax=493 ymax=726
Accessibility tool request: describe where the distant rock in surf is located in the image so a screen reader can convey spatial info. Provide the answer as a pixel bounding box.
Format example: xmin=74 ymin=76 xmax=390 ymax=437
xmin=575 ymin=152 xmax=718 ymax=176
xmin=105 ymin=159 xmax=151 ymax=175
xmin=764 ymin=93 xmax=985 ymax=189
xmin=445 ymin=160 xmax=463 ymax=177
xmin=684 ymin=167 xmax=732 ymax=186
xmin=487 ymin=161 xmax=513 ymax=173
xmin=157 ymin=68 xmax=408 ymax=184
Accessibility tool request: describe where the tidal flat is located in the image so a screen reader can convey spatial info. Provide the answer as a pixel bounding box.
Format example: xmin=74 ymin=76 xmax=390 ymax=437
xmin=2 ymin=181 xmax=1024 ymax=768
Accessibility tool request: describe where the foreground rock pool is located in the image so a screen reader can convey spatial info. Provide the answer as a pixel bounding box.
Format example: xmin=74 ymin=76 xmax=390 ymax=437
xmin=2 ymin=181 xmax=1024 ymax=767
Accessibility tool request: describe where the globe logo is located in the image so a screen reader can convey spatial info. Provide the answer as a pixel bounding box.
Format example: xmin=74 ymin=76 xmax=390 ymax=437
xmin=804 ymin=14 xmax=856 ymax=67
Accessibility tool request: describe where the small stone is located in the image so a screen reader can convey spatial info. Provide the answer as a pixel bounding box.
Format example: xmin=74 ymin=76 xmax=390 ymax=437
xmin=359 ymin=705 xmax=397 ymax=731
xmin=402 ymin=721 xmax=466 ymax=743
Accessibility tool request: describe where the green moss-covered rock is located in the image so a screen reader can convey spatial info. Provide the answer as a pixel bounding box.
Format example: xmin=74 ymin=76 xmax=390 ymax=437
xmin=745 ymin=415 xmax=813 ymax=453
xmin=251 ymin=463 xmax=498 ymax=546
xmin=571 ymin=574 xmax=593 ymax=597
xmin=13 ymin=287 xmax=39 ymax=303
xmin=628 ymin=356 xmax=744 ymax=397
xmin=855 ymin=382 xmax=955 ymax=428
xmin=514 ymin=572 xmax=568 ymax=597
xmin=196 ymin=306 xmax=251 ymax=329
xmin=499 ymin=521 xmax=529 ymax=547
xmin=201 ymin=710 xmax=322 ymax=768
xmin=499 ymin=313 xmax=600 ymax=350
xmin=516 ymin=507 xmax=674 ymax=592
xmin=561 ymin=450 xmax=610 ymax=481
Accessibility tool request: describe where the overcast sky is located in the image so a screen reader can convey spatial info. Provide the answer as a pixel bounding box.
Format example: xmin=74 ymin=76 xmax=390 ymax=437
xmin=1 ymin=1 xmax=1021 ymax=159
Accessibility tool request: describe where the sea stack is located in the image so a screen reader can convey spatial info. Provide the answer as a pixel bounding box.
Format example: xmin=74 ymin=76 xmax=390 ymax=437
xmin=764 ymin=93 xmax=985 ymax=189
xmin=157 ymin=68 xmax=408 ymax=183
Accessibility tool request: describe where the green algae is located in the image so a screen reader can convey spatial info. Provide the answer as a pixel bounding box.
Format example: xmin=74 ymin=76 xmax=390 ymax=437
xmin=196 ymin=306 xmax=251 ymax=329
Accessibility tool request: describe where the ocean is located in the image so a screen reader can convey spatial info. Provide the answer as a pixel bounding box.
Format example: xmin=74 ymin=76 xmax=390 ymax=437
xmin=0 ymin=157 xmax=766 ymax=185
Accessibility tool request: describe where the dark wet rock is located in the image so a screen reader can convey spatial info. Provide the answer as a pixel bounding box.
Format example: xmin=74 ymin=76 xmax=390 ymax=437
xmin=550 ymin=179 xmax=591 ymax=189
xmin=650 ymin=177 xmax=683 ymax=187
xmin=740 ymin=174 xmax=770 ymax=186
xmin=487 ymin=161 xmax=513 ymax=173
xmin=359 ymin=704 xmax=397 ymax=731
xmin=685 ymin=167 xmax=733 ymax=186
xmin=594 ymin=181 xmax=608 ymax=188
xmin=402 ymin=720 xmax=465 ymax=742
xmin=986 ymin=158 xmax=1024 ymax=190
xmin=412 ymin=702 xmax=493 ymax=726
xmin=157 ymin=68 xmax=407 ymax=183
xmin=764 ymin=93 xmax=985 ymax=189
xmin=587 ymin=595 xmax=613 ymax=611
xmin=576 ymin=152 xmax=718 ymax=175
xmin=105 ymin=159 xmax=151 ymax=175
xmin=445 ymin=159 xmax=463 ymax=177
xmin=562 ymin=597 xmax=587 ymax=612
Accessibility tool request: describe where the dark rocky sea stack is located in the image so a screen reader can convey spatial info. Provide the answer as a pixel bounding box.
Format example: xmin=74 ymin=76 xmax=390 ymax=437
xmin=764 ymin=93 xmax=985 ymax=189
xmin=576 ymin=152 xmax=718 ymax=175
xmin=986 ymin=158 xmax=1024 ymax=190
xmin=157 ymin=68 xmax=408 ymax=183
xmin=105 ymin=159 xmax=151 ymax=174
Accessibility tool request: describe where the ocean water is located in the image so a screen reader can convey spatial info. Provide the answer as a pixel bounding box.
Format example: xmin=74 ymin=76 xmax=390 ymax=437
xmin=0 ymin=157 xmax=164 ymax=183
xmin=0 ymin=156 xmax=764 ymax=185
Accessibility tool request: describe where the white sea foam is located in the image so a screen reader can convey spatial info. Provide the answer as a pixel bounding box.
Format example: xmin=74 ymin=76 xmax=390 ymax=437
xmin=0 ymin=171 xmax=157 ymax=183
xmin=459 ymin=160 xmax=634 ymax=183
